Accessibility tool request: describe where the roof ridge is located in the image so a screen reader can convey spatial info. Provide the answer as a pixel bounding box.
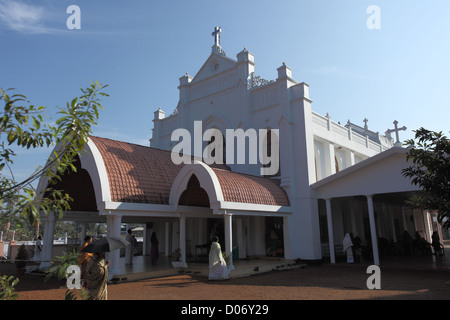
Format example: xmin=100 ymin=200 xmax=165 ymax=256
xmin=89 ymin=135 xmax=174 ymax=154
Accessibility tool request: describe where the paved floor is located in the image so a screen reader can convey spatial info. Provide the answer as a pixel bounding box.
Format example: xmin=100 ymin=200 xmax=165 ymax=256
xmin=2 ymin=240 xmax=450 ymax=304
xmin=8 ymin=257 xmax=450 ymax=302
xmin=114 ymin=255 xmax=299 ymax=282
xmin=116 ymin=240 xmax=450 ymax=281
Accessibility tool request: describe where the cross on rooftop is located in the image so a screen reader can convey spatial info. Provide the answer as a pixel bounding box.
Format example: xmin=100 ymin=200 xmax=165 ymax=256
xmin=386 ymin=120 xmax=407 ymax=147
xmin=363 ymin=118 xmax=369 ymax=130
xmin=212 ymin=26 xmax=222 ymax=47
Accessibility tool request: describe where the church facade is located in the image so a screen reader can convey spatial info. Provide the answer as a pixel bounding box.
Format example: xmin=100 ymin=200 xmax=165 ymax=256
xmin=149 ymin=28 xmax=411 ymax=264
xmin=37 ymin=28 xmax=438 ymax=276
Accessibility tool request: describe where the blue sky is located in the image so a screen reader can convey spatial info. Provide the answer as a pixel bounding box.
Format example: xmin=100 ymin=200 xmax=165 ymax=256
xmin=1 ymin=0 xmax=449 ymax=183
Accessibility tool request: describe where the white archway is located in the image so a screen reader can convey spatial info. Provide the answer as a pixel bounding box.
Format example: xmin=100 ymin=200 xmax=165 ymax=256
xmin=169 ymin=160 xmax=224 ymax=214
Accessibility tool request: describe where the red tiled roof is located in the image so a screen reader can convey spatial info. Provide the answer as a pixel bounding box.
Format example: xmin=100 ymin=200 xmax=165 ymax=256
xmin=213 ymin=168 xmax=290 ymax=206
xmin=90 ymin=136 xmax=182 ymax=204
xmin=89 ymin=136 xmax=290 ymax=207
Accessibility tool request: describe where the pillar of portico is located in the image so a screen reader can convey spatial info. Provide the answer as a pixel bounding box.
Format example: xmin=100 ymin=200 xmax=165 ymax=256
xmin=325 ymin=198 xmax=336 ymax=263
xmin=39 ymin=212 xmax=56 ymax=270
xmin=366 ymin=195 xmax=380 ymax=265
xmin=224 ymin=213 xmax=234 ymax=271
xmin=106 ymin=214 xmax=122 ymax=277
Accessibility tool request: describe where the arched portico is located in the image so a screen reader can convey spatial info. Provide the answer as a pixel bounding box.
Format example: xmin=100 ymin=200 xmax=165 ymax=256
xmin=170 ymin=160 xmax=224 ymax=213
xmin=36 ymin=136 xmax=291 ymax=278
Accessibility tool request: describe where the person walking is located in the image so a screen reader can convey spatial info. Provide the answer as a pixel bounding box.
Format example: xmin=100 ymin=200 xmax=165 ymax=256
xmin=32 ymin=236 xmax=42 ymax=262
xmin=77 ymin=236 xmax=93 ymax=283
xmin=343 ymin=233 xmax=354 ymax=263
xmin=208 ymin=236 xmax=229 ymax=280
xmin=125 ymin=229 xmax=133 ymax=265
xmin=432 ymin=231 xmax=442 ymax=256
xmin=150 ymin=232 xmax=159 ymax=265
xmin=85 ymin=252 xmax=110 ymax=300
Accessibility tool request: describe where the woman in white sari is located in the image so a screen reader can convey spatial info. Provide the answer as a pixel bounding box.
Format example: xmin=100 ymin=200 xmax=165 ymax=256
xmin=343 ymin=233 xmax=354 ymax=263
xmin=208 ymin=237 xmax=229 ymax=280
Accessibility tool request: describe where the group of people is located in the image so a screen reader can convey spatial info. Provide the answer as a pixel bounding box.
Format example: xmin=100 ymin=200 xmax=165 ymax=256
xmin=402 ymin=230 xmax=444 ymax=256
xmin=412 ymin=230 xmax=444 ymax=256
xmin=342 ymin=230 xmax=444 ymax=263
xmin=124 ymin=230 xmax=159 ymax=265
xmin=76 ymin=231 xmax=161 ymax=300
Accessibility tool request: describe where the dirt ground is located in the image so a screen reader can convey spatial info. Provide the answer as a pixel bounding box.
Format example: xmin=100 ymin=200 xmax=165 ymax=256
xmin=3 ymin=262 xmax=450 ymax=301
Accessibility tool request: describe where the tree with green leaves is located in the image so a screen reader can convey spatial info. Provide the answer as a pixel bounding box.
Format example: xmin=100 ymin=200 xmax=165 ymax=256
xmin=402 ymin=127 xmax=450 ymax=228
xmin=0 ymin=275 xmax=19 ymax=300
xmin=0 ymin=81 xmax=108 ymax=228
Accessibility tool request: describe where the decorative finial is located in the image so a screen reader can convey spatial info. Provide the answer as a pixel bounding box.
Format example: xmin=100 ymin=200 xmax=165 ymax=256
xmin=385 ymin=120 xmax=407 ymax=147
xmin=212 ymin=26 xmax=222 ymax=47
xmin=211 ymin=26 xmax=226 ymax=55
xmin=363 ymin=118 xmax=369 ymax=130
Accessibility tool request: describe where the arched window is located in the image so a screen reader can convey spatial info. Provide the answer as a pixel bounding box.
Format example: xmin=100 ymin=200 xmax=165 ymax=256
xmin=178 ymin=175 xmax=210 ymax=207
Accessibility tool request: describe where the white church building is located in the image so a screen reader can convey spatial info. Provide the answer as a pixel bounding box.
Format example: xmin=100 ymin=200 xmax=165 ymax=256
xmin=37 ymin=28 xmax=440 ymax=277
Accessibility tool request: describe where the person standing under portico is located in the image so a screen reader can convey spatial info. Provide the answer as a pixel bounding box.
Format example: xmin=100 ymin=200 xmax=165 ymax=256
xmin=125 ymin=229 xmax=134 ymax=265
xmin=208 ymin=236 xmax=229 ymax=280
xmin=343 ymin=233 xmax=354 ymax=263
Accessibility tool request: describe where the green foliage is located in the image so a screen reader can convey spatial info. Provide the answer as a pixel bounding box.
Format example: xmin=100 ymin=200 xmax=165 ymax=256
xmin=402 ymin=127 xmax=450 ymax=228
xmin=44 ymin=249 xmax=90 ymax=300
xmin=0 ymin=275 xmax=19 ymax=300
xmin=0 ymin=81 xmax=108 ymax=227
xmin=64 ymin=288 xmax=77 ymax=300
xmin=44 ymin=248 xmax=79 ymax=282
xmin=64 ymin=287 xmax=89 ymax=300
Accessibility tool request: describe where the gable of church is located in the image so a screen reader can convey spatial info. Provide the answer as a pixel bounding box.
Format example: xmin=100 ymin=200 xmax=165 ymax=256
xmin=191 ymin=53 xmax=238 ymax=84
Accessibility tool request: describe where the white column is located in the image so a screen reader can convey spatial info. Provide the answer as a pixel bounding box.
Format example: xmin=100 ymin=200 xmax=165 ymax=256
xmin=179 ymin=215 xmax=187 ymax=267
xmin=107 ymin=215 xmax=122 ymax=277
xmin=345 ymin=150 xmax=355 ymax=168
xmin=282 ymin=216 xmax=291 ymax=258
xmin=165 ymin=222 xmax=170 ymax=256
xmin=324 ymin=142 xmax=336 ymax=177
xmin=224 ymin=213 xmax=234 ymax=270
xmin=367 ymin=195 xmax=380 ymax=265
xmin=325 ymin=199 xmax=335 ymax=264
xmin=142 ymin=224 xmax=148 ymax=256
xmin=39 ymin=212 xmax=55 ymax=270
